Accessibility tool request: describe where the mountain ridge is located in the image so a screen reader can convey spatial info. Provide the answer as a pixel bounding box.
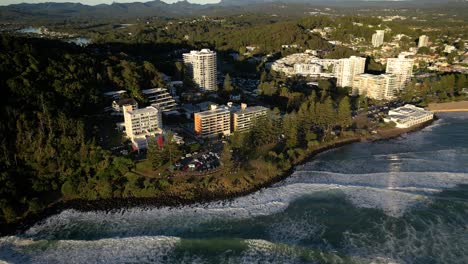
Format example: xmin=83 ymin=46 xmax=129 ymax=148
xmin=0 ymin=0 xmax=466 ymax=22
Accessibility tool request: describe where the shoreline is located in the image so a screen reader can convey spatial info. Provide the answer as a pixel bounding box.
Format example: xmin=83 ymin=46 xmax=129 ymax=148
xmin=427 ymin=100 xmax=468 ymax=113
xmin=0 ymin=119 xmax=435 ymax=237
xmin=429 ymin=109 xmax=468 ymax=113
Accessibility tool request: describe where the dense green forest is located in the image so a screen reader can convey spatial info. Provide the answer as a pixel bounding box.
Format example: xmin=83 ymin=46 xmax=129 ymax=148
xmin=91 ymin=18 xmax=334 ymax=55
xmin=0 ymin=33 xmax=355 ymax=225
xmin=402 ymin=74 xmax=468 ymax=104
xmin=0 ymin=35 xmax=168 ymax=224
xmin=50 ymin=13 xmax=465 ymax=60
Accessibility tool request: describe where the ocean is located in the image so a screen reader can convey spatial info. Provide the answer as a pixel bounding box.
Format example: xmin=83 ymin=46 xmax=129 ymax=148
xmin=1 ymin=112 xmax=467 ymax=264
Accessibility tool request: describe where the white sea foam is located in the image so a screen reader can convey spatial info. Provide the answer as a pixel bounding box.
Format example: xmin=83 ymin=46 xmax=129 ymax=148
xmin=240 ymin=239 xmax=304 ymax=263
xmin=419 ymin=117 xmax=444 ymax=131
xmin=0 ymin=236 xmax=180 ymax=264
xmin=242 ymin=239 xmax=361 ymax=263
xmin=344 ymin=213 xmax=468 ymax=264
xmin=268 ymin=212 xmax=325 ymax=244
xmin=0 ymin=236 xmax=346 ymax=264
xmin=287 ymin=170 xmax=468 ymax=216
xmin=288 ymin=171 xmax=468 ymax=191
xmin=19 ymin=169 xmax=468 ymax=243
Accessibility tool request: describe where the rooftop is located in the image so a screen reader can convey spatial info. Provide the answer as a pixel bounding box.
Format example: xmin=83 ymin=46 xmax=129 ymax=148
xmin=141 ymin=88 xmax=168 ymax=94
xmin=186 ymin=49 xmax=216 ymax=56
xmin=104 ymin=90 xmax=126 ymax=96
xmin=127 ymin=106 xmax=159 ymax=115
xmin=234 ymin=106 xmax=268 ymax=115
xmin=388 ymin=104 xmax=432 ymax=119
xmin=357 ymin=73 xmax=395 ymax=80
xmin=195 ymin=106 xmax=230 ymax=117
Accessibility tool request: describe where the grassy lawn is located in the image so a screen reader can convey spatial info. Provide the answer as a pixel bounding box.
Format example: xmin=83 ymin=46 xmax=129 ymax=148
xmin=133 ymin=159 xmax=172 ymax=178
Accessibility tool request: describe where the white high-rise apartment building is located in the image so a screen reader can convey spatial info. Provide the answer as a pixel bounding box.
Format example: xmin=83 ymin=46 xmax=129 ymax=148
xmin=183 ymin=49 xmax=217 ymax=91
xmin=353 ymin=74 xmax=398 ymax=100
xmin=418 ymin=35 xmax=429 ymax=48
xmin=372 ymin=30 xmax=385 ymax=47
xmin=123 ymin=105 xmax=163 ymax=149
xmin=386 ymin=55 xmax=414 ymax=90
xmin=335 ymin=56 xmax=366 ymax=88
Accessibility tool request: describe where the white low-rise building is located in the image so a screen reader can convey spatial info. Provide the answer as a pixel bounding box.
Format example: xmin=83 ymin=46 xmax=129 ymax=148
xmin=104 ymin=90 xmax=127 ymax=100
xmin=123 ymin=105 xmax=163 ymax=149
xmin=142 ymin=88 xmax=177 ymax=112
xmin=294 ymin=63 xmax=323 ymax=75
xmin=384 ymin=105 xmax=434 ymax=128
xmin=444 ymin=45 xmax=457 ymax=54
xmin=270 ymin=53 xmax=338 ymax=78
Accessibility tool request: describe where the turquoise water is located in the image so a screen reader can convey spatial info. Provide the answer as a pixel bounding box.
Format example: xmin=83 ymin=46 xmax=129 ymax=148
xmin=1 ymin=113 xmax=468 ymax=263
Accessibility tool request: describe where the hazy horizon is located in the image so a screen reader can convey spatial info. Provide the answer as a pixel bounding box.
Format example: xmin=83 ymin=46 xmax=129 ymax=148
xmin=0 ymin=0 xmax=221 ymax=6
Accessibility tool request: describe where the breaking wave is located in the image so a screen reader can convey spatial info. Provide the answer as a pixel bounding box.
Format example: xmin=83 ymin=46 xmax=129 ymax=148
xmin=22 ymin=168 xmax=468 ymax=242
xmin=1 ymin=112 xmax=467 ymax=263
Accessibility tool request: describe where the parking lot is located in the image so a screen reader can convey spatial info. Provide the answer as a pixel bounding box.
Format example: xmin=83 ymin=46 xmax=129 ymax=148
xmin=174 ymin=151 xmax=221 ymax=173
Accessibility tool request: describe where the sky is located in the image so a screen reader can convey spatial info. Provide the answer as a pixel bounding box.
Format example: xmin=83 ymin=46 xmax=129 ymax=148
xmin=0 ymin=0 xmax=221 ymax=6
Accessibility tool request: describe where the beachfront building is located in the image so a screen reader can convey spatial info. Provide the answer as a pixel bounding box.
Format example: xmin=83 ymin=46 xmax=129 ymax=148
xmin=183 ymin=49 xmax=217 ymax=91
xmin=418 ymin=35 xmax=429 ymax=48
xmin=386 ymin=55 xmax=414 ymax=90
xmin=142 ymin=88 xmax=177 ymax=112
xmin=372 ymin=30 xmax=385 ymax=47
xmin=335 ymin=56 xmax=366 ymax=88
xmin=123 ymin=105 xmax=163 ymax=149
xmin=384 ymin=104 xmax=434 ymax=128
xmin=232 ymin=104 xmax=268 ymax=133
xmin=352 ymin=74 xmax=398 ymax=100
xmin=194 ymin=105 xmax=231 ymax=138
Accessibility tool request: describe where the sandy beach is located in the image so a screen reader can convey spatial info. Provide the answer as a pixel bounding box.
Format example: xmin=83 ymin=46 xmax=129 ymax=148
xmin=428 ymin=101 xmax=468 ymax=112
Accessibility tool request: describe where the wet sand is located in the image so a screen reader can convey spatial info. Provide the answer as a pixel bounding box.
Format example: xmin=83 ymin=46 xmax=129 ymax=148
xmin=428 ymin=101 xmax=468 ymax=112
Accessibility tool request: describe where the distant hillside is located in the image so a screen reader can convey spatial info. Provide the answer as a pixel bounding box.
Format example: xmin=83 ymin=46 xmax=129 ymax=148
xmin=219 ymin=0 xmax=463 ymax=5
xmin=0 ymin=0 xmax=467 ymax=22
xmin=0 ymin=1 xmax=205 ymax=21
